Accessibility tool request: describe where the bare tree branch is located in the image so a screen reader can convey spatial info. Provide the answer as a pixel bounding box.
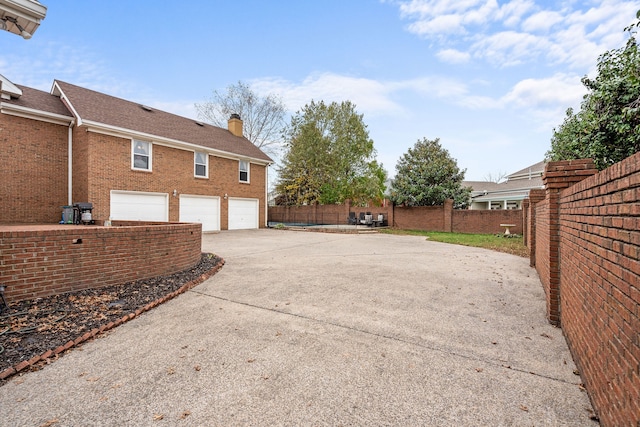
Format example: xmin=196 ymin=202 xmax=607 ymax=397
xmin=195 ymin=81 xmax=286 ymax=157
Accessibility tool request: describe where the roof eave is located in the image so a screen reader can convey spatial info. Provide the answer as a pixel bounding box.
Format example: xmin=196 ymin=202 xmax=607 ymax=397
xmin=0 ymin=101 xmax=74 ymax=126
xmin=82 ymin=119 xmax=272 ymax=165
xmin=0 ymin=0 xmax=47 ymax=38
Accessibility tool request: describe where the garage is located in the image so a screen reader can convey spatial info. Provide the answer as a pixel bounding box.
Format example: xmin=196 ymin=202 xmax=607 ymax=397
xmin=110 ymin=190 xmax=168 ymax=221
xmin=179 ymin=195 xmax=220 ymax=232
xmin=228 ymin=198 xmax=259 ymax=230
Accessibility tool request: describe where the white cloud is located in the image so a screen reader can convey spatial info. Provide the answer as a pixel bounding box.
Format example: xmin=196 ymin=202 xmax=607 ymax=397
xmin=250 ymin=73 xmax=404 ymax=117
xmin=402 ymin=76 xmax=469 ymax=99
xmin=393 ymin=0 xmax=638 ymax=69
xmin=1 ymin=41 xmax=136 ymax=97
xmin=407 ymin=14 xmax=465 ymax=35
xmin=251 ymin=72 xmax=481 ymax=118
xmin=521 ymin=10 xmax=564 ymax=32
xmin=398 ymin=0 xmax=489 ymax=19
xmin=436 ymin=48 xmax=471 ymax=63
xmin=249 ymin=69 xmax=587 ymax=130
xmin=463 ymin=0 xmax=500 ymax=25
xmin=458 ymin=95 xmax=502 ymax=109
xmin=471 ymin=31 xmax=548 ymax=66
xmin=496 ymin=73 xmax=587 ymax=130
xmin=497 ymin=0 xmax=536 ymax=27
xmin=501 ymin=73 xmax=585 ymax=108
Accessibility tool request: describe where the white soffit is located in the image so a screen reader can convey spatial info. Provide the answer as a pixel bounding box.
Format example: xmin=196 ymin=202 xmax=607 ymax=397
xmin=0 ymin=73 xmax=22 ymax=99
xmin=0 ymin=0 xmax=47 ymax=38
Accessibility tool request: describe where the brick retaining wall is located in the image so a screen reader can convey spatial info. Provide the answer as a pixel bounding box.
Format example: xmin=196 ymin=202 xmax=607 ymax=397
xmin=0 ymin=222 xmax=202 ymax=303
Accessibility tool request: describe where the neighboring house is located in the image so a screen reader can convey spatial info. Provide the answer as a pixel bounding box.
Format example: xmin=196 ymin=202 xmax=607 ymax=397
xmin=0 ymin=75 xmax=272 ymax=230
xmin=0 ymin=0 xmax=46 ymax=39
xmin=464 ymin=161 xmax=545 ymax=210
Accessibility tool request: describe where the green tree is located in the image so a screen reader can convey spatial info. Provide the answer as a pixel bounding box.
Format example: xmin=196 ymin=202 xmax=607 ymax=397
xmin=547 ymin=13 xmax=640 ymax=169
xmin=391 ymin=137 xmax=471 ymax=208
xmin=276 ymin=100 xmax=387 ymax=206
xmin=195 ymin=81 xmax=286 ymax=157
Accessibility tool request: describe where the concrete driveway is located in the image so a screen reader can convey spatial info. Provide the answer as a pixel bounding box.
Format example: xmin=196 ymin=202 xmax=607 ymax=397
xmin=0 ymin=229 xmax=595 ymax=426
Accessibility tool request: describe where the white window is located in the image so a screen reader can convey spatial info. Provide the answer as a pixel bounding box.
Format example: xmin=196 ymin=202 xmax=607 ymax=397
xmin=195 ymin=151 xmax=208 ymax=178
xmin=239 ymin=160 xmax=249 ymax=183
xmin=132 ymin=140 xmax=152 ymax=171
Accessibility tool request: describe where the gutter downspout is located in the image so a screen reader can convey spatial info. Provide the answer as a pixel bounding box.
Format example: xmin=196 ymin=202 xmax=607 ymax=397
xmin=67 ymin=122 xmax=74 ymax=205
xmin=265 ymin=165 xmax=269 ymax=228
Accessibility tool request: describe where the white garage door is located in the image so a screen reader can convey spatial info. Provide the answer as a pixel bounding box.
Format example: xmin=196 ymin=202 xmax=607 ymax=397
xmin=228 ymin=198 xmax=259 ymax=230
xmin=110 ymin=191 xmax=168 ymax=221
xmin=179 ymin=195 xmax=220 ymax=232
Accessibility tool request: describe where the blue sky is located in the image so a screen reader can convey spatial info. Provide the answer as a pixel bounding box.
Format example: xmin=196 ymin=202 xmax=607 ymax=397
xmin=1 ymin=0 xmax=637 ymax=181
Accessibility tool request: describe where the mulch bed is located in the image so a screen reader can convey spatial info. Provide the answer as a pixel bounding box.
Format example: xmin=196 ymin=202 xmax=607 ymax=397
xmin=0 ymin=253 xmax=224 ymax=385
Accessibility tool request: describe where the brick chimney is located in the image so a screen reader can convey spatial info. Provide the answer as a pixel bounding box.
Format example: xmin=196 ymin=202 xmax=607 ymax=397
xmin=228 ymin=113 xmax=243 ymax=137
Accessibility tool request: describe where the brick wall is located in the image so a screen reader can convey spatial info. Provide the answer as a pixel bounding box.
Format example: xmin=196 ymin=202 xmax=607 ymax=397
xmin=393 ymin=205 xmax=445 ymax=230
xmin=0 ymin=115 xmax=69 ymax=223
xmin=269 ymin=203 xmax=352 ymax=225
xmin=452 ymin=209 xmax=522 ymax=234
xmin=538 ymin=160 xmax=599 ymax=324
xmin=528 ymin=155 xmax=639 ymax=426
xmin=0 ymin=222 xmax=202 ymax=303
xmin=533 ymin=197 xmax=553 ymax=320
xmin=270 ymin=201 xmax=523 ymax=234
xmin=81 ymin=129 xmax=267 ymax=228
xmin=558 ymin=154 xmax=639 ymax=426
xmin=269 ymin=200 xmax=395 ymax=227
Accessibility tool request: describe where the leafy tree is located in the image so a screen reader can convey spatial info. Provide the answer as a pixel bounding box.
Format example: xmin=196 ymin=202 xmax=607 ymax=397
xmin=391 ymin=137 xmax=471 ymax=208
xmin=195 ymin=81 xmax=286 ymax=156
xmin=547 ymin=13 xmax=640 ymax=169
xmin=276 ymin=100 xmax=387 ymax=206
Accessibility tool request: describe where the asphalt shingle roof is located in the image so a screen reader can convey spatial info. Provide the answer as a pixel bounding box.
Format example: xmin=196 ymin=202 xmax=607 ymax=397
xmin=9 ymin=85 xmax=74 ymax=118
xmin=464 ymin=160 xmax=545 ymax=202
xmin=507 ymin=160 xmax=546 ymax=179
xmin=54 ymin=80 xmax=272 ymax=163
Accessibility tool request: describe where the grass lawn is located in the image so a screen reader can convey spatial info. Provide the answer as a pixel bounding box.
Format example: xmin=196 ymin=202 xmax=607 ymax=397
xmin=380 ymin=229 xmax=529 ymax=258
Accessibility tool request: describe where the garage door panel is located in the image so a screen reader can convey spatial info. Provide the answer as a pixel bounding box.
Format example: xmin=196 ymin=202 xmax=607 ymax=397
xmin=180 ymin=195 xmax=220 ymax=232
xmin=228 ymin=198 xmax=258 ymax=230
xmin=110 ymin=191 xmax=168 ymax=222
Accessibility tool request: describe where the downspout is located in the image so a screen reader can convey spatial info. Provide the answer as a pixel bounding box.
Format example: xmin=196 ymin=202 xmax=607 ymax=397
xmin=265 ymin=165 xmax=269 ymax=227
xmin=67 ymin=122 xmax=73 ymax=205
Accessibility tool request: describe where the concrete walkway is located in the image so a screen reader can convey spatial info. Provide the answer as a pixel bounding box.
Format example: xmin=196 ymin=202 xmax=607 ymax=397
xmin=0 ymin=229 xmax=595 ymax=426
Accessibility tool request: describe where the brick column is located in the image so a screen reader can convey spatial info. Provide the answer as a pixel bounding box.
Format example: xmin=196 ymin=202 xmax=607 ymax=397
xmin=389 ymin=199 xmax=395 ymax=228
xmin=522 ymin=198 xmax=529 ymax=246
xmin=443 ymin=199 xmax=453 ymax=232
xmin=345 ymin=199 xmax=351 ymax=225
xmin=527 ymin=189 xmax=546 ymax=268
xmin=542 ymin=159 xmax=597 ymax=325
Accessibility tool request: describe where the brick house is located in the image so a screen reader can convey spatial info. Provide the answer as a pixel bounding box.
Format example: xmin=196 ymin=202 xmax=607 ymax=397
xmin=0 ymin=74 xmax=272 ymax=230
